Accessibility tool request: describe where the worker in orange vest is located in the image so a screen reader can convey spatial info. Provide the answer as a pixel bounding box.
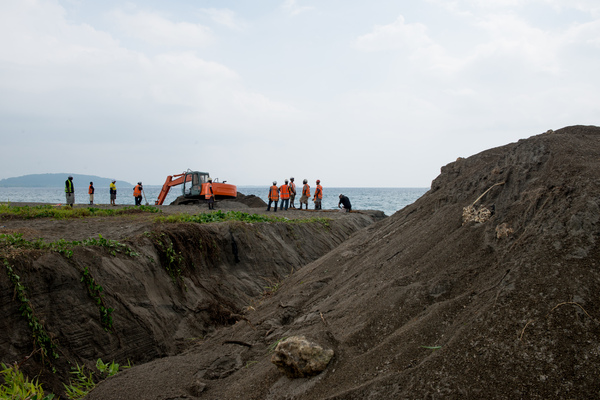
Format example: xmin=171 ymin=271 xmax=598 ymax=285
xmin=280 ymin=179 xmax=290 ymax=211
xmin=299 ymin=179 xmax=310 ymax=210
xmin=266 ymin=181 xmax=279 ymax=212
xmin=289 ymin=177 xmax=297 ymax=209
xmin=133 ymin=182 xmax=143 ymax=206
xmin=205 ymin=178 xmax=215 ymax=210
xmin=314 ymin=179 xmax=323 ymax=210
xmin=88 ymin=182 xmax=94 ymax=205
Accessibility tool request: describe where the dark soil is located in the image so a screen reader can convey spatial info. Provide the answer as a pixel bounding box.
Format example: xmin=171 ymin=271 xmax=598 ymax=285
xmin=0 ymin=198 xmax=377 ymax=397
xmin=89 ymin=125 xmax=600 ymax=399
xmin=3 ymin=125 xmax=600 ymax=399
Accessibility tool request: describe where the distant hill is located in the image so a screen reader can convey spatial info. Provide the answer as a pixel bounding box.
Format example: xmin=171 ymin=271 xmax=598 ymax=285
xmin=0 ymin=174 xmax=133 ymax=188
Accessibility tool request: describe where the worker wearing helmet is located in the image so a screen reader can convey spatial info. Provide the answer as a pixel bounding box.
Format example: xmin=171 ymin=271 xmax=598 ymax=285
xmin=266 ymin=181 xmax=279 ymax=212
xmin=289 ymin=177 xmax=297 ymax=209
xmin=65 ymin=175 xmax=74 ymax=207
xmin=205 ymin=178 xmax=215 ymax=210
xmin=338 ymin=194 xmax=351 ymax=212
xmin=109 ymin=180 xmax=117 ymax=206
xmin=280 ymin=179 xmax=290 ymax=211
xmin=299 ymin=179 xmax=310 ymax=210
xmin=133 ymin=182 xmax=143 ymax=206
xmin=314 ymin=180 xmax=323 ymax=210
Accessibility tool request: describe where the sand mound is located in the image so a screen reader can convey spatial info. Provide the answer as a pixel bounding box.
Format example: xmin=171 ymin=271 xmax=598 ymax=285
xmin=87 ymin=125 xmax=600 ymax=399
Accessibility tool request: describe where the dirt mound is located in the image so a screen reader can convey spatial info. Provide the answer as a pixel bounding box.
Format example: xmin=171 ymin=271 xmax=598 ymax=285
xmin=87 ymin=125 xmax=600 ymax=399
xmin=234 ymin=192 xmax=268 ymax=208
xmin=169 ymin=192 xmax=267 ymax=208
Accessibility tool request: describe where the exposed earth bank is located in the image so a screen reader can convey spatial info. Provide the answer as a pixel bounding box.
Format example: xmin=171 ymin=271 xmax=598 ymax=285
xmin=0 ymin=202 xmax=379 ymax=396
xmin=3 ymin=125 xmax=600 ymax=399
xmin=85 ymin=125 xmax=600 ymax=399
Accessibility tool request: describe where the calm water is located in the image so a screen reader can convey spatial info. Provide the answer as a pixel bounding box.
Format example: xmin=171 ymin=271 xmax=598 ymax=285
xmin=0 ymin=186 xmax=428 ymax=216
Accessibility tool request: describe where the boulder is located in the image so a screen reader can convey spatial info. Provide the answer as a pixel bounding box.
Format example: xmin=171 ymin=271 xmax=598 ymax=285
xmin=270 ymin=336 xmax=334 ymax=378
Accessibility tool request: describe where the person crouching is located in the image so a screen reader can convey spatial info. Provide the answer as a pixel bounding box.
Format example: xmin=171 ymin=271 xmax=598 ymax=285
xmin=338 ymin=194 xmax=351 ymax=212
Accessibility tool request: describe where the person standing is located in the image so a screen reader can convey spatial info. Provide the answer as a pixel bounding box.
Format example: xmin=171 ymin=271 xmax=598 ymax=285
xmin=338 ymin=194 xmax=351 ymax=212
xmin=109 ymin=180 xmax=117 ymax=206
xmin=205 ymin=178 xmax=215 ymax=210
xmin=65 ymin=176 xmax=74 ymax=207
xmin=314 ymin=179 xmax=323 ymax=210
xmin=266 ymin=181 xmax=279 ymax=212
xmin=299 ymin=179 xmax=310 ymax=210
xmin=280 ymin=179 xmax=290 ymax=211
xmin=133 ymin=182 xmax=143 ymax=206
xmin=289 ymin=177 xmax=296 ymax=209
xmin=88 ymin=182 xmax=95 ymax=205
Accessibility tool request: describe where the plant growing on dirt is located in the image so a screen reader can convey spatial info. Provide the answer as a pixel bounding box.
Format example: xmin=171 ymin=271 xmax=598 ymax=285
xmin=64 ymin=359 xmax=130 ymax=400
xmin=151 ymin=233 xmax=185 ymax=285
xmin=262 ymin=278 xmax=282 ymax=297
xmin=81 ymin=266 xmax=114 ymax=331
xmin=0 ymin=204 xmax=161 ymax=220
xmin=0 ymin=233 xmax=139 ymax=258
xmin=81 ymin=234 xmax=139 ymax=257
xmin=0 ymin=362 xmax=55 ymax=400
xmin=155 ymin=210 xmax=333 ymax=227
xmin=3 ymin=259 xmax=59 ymax=364
xmin=267 ymin=337 xmax=289 ymax=353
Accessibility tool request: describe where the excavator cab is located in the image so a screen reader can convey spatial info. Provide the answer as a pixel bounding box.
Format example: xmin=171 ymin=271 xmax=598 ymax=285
xmin=182 ymin=171 xmax=210 ymax=197
xmin=155 ymin=169 xmax=237 ymax=205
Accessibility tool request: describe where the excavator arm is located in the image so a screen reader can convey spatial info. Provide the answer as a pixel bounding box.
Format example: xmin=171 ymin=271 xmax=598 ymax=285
xmin=155 ymin=173 xmax=193 ymax=205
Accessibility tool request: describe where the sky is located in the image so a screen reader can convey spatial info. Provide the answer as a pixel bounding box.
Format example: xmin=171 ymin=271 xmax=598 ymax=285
xmin=1 ymin=0 xmax=599 ymax=187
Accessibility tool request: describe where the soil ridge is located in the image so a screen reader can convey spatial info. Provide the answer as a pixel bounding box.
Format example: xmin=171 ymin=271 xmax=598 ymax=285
xmin=87 ymin=125 xmax=600 ymax=399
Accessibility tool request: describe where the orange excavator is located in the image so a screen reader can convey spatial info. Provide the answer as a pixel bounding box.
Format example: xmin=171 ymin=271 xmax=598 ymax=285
xmin=155 ymin=170 xmax=237 ymax=205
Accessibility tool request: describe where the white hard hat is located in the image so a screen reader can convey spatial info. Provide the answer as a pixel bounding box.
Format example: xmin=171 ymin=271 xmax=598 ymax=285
xmin=273 ymin=181 xmax=277 ymax=185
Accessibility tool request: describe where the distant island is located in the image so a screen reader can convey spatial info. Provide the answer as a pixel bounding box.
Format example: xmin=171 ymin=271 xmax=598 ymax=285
xmin=0 ymin=173 xmax=134 ymax=188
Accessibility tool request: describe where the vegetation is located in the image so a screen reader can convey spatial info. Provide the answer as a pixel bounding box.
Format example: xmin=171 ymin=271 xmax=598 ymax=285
xmin=0 ymin=233 xmax=139 ymax=258
xmin=0 ymin=204 xmax=160 ymax=219
xmin=81 ymin=267 xmax=114 ymax=331
xmin=0 ymin=363 xmax=55 ymax=400
xmin=64 ymin=359 xmax=131 ymax=399
xmin=0 ymin=358 xmax=130 ymax=400
xmin=149 ymin=232 xmax=185 ymax=285
xmin=3 ymin=259 xmax=59 ymax=364
xmin=262 ymin=278 xmax=282 ymax=297
xmin=155 ymin=210 xmax=331 ymax=227
xmin=267 ymin=337 xmax=289 ymax=353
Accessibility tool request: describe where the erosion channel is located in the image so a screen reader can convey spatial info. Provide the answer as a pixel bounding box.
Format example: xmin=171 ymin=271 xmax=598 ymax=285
xmin=0 ymin=205 xmax=380 ymax=396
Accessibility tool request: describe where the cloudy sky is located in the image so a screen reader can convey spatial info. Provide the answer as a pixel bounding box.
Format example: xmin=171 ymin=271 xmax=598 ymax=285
xmin=1 ymin=0 xmax=598 ymax=187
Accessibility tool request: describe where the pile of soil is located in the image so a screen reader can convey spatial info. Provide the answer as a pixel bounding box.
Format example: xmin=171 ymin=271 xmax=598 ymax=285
xmin=84 ymin=125 xmax=600 ymax=399
xmin=169 ymin=192 xmax=267 ymax=208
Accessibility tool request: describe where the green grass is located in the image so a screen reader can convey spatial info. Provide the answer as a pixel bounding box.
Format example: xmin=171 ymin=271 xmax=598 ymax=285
xmin=0 ymin=204 xmax=160 ymax=219
xmin=0 ymin=233 xmax=139 ymax=258
xmin=155 ymin=210 xmax=331 ymax=227
xmin=0 ymin=363 xmax=55 ymax=400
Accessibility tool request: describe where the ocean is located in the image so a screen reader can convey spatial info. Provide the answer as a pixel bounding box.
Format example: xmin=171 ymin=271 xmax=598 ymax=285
xmin=0 ymin=186 xmax=428 ymax=217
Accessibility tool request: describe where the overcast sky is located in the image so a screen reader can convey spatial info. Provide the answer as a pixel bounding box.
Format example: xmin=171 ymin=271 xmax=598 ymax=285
xmin=1 ymin=0 xmax=598 ymax=187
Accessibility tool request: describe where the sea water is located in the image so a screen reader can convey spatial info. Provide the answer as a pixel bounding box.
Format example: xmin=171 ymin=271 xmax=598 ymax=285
xmin=0 ymin=186 xmax=428 ymax=217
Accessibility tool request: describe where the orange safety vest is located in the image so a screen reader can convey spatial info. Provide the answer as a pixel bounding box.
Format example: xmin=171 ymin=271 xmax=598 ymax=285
xmin=314 ymin=184 xmax=323 ymax=200
xmin=88 ymin=185 xmax=94 ymax=194
xmin=290 ymin=182 xmax=296 ymax=194
xmin=280 ymin=184 xmax=290 ymax=199
xmin=302 ymin=184 xmax=310 ymax=197
xmin=133 ymin=185 xmax=142 ymax=197
xmin=204 ymin=183 xmax=213 ymax=199
xmin=269 ymin=185 xmax=279 ymax=201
